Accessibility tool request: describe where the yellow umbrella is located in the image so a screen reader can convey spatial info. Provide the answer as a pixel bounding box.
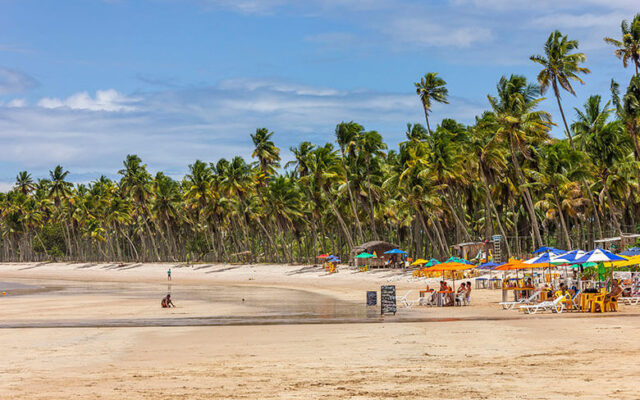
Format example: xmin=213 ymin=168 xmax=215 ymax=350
xmin=411 ymin=258 xmax=428 ymax=266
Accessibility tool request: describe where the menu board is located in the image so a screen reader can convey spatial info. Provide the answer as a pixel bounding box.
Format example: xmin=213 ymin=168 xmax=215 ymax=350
xmin=366 ymin=291 xmax=377 ymax=306
xmin=381 ymin=285 xmax=397 ymax=315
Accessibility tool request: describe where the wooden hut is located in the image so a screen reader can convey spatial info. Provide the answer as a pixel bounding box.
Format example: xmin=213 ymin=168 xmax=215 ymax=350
xmin=350 ymin=241 xmax=399 ymax=266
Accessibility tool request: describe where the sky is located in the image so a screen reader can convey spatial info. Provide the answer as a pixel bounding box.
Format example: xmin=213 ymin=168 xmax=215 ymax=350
xmin=0 ymin=0 xmax=638 ymax=188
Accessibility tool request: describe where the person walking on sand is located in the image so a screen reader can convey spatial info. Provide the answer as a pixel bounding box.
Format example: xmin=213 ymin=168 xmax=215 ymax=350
xmin=161 ymin=294 xmax=175 ymax=308
xmin=167 ymin=268 xmax=171 ymax=281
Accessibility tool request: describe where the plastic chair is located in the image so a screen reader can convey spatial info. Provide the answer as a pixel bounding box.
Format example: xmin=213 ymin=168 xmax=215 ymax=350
xmin=591 ymin=293 xmax=606 ymax=313
xmin=605 ymin=294 xmax=620 ymax=312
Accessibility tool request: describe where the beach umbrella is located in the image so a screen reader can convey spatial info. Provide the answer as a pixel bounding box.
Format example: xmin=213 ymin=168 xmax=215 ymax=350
xmin=478 ymin=261 xmax=499 ymax=270
xmin=572 ymin=248 xmax=627 ymax=264
xmin=552 ymin=250 xmax=586 ymax=264
xmin=355 ymin=252 xmax=374 ymax=258
xmin=317 ymin=254 xmax=329 ymax=259
xmin=411 ymin=258 xmax=428 ymax=266
xmin=532 ymin=246 xmax=564 ymax=254
xmin=425 ymin=258 xmax=440 ymax=267
xmin=425 ymin=262 xmax=475 ymax=290
xmin=384 ymin=248 xmax=407 ymax=254
xmin=620 ymin=247 xmax=640 ymax=256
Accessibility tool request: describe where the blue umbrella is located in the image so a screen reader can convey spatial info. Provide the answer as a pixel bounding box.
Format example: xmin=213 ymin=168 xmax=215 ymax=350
xmin=384 ymin=248 xmax=407 ymax=254
xmin=478 ymin=261 xmax=499 ymax=270
xmin=552 ymin=250 xmax=586 ymax=264
xmin=572 ymin=248 xmax=627 ymax=264
xmin=621 ymin=247 xmax=640 ymax=256
xmin=532 ymin=246 xmax=564 ymax=254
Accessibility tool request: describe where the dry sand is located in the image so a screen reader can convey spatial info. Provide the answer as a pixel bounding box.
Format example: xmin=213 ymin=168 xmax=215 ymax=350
xmin=1 ymin=262 xmax=639 ymax=399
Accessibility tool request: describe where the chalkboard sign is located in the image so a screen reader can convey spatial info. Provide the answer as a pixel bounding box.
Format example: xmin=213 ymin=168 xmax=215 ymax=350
xmin=381 ymin=285 xmax=397 ymax=315
xmin=366 ymin=291 xmax=377 ymax=306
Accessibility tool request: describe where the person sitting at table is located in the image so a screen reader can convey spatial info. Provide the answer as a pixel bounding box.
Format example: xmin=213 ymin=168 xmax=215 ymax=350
xmin=455 ymin=283 xmax=467 ymax=305
xmin=465 ymin=281 xmax=472 ymax=304
xmin=526 ymin=277 xmax=533 ymax=288
xmin=605 ymin=279 xmax=622 ymax=302
xmin=457 ymin=282 xmax=466 ymax=295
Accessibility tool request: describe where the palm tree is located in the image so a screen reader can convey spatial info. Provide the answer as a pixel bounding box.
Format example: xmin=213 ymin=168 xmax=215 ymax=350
xmin=414 ymin=72 xmax=449 ymax=133
xmin=48 ymin=165 xmax=72 ymax=207
xmin=358 ymin=130 xmax=387 ymax=239
xmin=531 ymin=30 xmax=590 ymax=146
xmin=604 ymin=14 xmax=640 ymax=76
xmin=15 ymin=171 xmax=35 ymax=196
xmin=488 ymin=75 xmax=553 ymax=249
xmin=335 ymin=121 xmax=365 ymax=242
xmin=577 ymin=119 xmax=631 ymax=235
xmin=251 ymin=128 xmax=280 ymax=179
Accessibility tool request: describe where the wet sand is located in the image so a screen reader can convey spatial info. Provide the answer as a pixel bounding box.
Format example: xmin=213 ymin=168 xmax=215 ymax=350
xmin=1 ymin=262 xmax=639 ymax=399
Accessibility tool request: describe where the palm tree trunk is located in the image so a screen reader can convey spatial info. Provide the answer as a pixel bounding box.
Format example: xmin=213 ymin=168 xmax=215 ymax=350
xmin=601 ymin=175 xmax=623 ymax=235
xmin=321 ymin=187 xmax=355 ymax=250
xmin=480 ymin=173 xmax=511 ymax=258
xmin=364 ymin=159 xmax=378 ymax=240
xmin=423 ymin=108 xmax=432 ymax=134
xmin=552 ymin=189 xmax=572 ymax=249
xmin=509 ymin=134 xmax=543 ymax=248
xmin=553 ymin=82 xmax=574 ymax=147
xmin=339 ymin=152 xmax=364 ymax=243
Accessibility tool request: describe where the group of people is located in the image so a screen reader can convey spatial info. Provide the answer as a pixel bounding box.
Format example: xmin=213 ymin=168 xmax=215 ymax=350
xmin=426 ymin=280 xmax=472 ymax=306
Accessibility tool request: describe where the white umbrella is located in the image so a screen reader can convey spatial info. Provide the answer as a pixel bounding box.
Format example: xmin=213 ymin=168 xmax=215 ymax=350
xmin=572 ymin=249 xmax=626 ymax=264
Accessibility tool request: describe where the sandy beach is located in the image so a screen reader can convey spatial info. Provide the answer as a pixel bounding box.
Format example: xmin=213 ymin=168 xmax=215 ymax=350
xmin=1 ymin=262 xmax=639 ymax=399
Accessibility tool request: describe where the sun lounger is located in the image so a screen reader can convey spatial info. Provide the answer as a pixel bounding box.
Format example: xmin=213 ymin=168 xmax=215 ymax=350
xmin=399 ymin=290 xmax=419 ymax=308
xmin=519 ymin=294 xmax=569 ymax=314
xmin=499 ymin=290 xmax=541 ymax=310
xmin=620 ymin=296 xmax=640 ymax=305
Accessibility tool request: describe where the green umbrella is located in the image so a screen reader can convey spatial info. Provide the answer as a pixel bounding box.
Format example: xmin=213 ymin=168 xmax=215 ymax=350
xmin=355 ymin=252 xmax=374 ymax=258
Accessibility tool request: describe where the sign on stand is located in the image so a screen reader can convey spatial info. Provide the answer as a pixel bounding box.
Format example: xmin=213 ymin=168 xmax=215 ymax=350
xmin=381 ymin=285 xmax=397 ymax=315
xmin=366 ymin=291 xmax=377 ymax=306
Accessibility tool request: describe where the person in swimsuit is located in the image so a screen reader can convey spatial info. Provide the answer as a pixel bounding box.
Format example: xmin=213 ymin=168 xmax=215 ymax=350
xmin=161 ymin=294 xmax=175 ymax=308
xmin=466 ymin=281 xmax=472 ymax=304
xmin=167 ymin=268 xmax=172 ymax=281
xmin=606 ymin=280 xmax=622 ymax=302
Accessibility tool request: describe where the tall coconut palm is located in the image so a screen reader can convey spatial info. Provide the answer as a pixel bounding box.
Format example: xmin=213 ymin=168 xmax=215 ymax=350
xmin=531 ymin=30 xmax=590 ymax=146
xmin=488 ymin=75 xmax=553 ymax=249
xmin=251 ymin=128 xmax=280 ymax=179
xmin=604 ymin=14 xmax=640 ymax=76
xmin=414 ymin=72 xmax=449 ymax=134
xmin=335 ymin=121 xmax=365 ymax=243
xmin=15 ymin=171 xmax=35 ymax=196
xmin=358 ymin=130 xmax=387 ymax=239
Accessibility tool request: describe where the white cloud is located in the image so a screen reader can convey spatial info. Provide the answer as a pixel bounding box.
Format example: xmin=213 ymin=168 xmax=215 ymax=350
xmin=0 ymin=182 xmax=13 ymax=193
xmin=37 ymin=89 xmax=139 ymax=112
xmin=0 ymin=67 xmax=38 ymax=95
xmin=6 ymin=98 xmax=27 ymax=108
xmin=384 ymin=18 xmax=493 ymax=48
xmin=0 ymin=78 xmax=484 ymax=182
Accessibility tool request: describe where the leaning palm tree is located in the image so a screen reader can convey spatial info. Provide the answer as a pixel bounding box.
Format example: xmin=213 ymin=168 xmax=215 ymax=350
xmin=531 ymin=30 xmax=590 ymax=147
xmin=604 ymin=14 xmax=640 ymax=76
xmin=414 ymin=72 xmax=449 ymax=133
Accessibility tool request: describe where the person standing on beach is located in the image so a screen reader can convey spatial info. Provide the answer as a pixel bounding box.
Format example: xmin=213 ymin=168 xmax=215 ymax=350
xmin=167 ymin=268 xmax=171 ymax=281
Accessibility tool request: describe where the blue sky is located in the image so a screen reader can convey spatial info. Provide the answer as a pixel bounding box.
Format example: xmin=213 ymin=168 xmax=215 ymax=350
xmin=0 ymin=0 xmax=638 ymax=187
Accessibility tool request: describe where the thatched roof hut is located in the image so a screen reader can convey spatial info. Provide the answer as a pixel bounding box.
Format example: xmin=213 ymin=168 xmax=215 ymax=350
xmin=350 ymin=240 xmax=400 ymax=264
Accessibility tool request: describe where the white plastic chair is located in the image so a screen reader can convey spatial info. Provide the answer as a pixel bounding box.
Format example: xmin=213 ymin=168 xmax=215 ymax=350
xmin=499 ymin=290 xmax=541 ymax=310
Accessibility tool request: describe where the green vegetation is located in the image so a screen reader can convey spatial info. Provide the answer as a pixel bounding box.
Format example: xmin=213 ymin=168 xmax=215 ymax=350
xmin=2 ymin=16 xmax=640 ymax=263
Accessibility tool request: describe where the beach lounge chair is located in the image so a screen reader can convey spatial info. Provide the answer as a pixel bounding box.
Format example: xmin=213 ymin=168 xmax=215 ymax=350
xmin=519 ymin=293 xmax=569 ymax=314
xmin=499 ymin=290 xmax=541 ymax=310
xmin=399 ymin=291 xmax=419 ymax=308
xmin=620 ymin=295 xmax=640 ymax=305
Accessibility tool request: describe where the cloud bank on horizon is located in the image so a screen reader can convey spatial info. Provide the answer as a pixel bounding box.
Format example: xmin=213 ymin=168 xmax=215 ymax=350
xmin=0 ymin=0 xmax=637 ymax=187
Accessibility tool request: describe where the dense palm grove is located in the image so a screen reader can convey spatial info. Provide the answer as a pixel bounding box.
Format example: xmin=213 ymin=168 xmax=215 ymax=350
xmin=3 ymin=17 xmax=640 ymax=264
